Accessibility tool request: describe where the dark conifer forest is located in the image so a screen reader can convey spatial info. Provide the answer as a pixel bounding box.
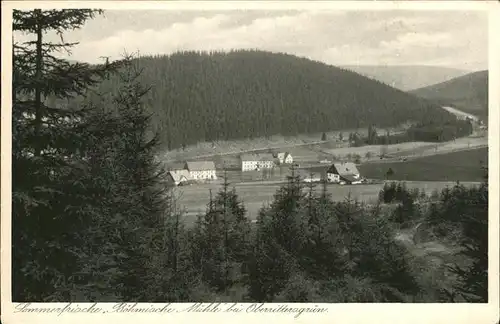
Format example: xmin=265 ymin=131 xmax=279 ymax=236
xmin=80 ymin=50 xmax=456 ymax=151
xmin=410 ymin=70 xmax=488 ymax=118
xmin=11 ymin=9 xmax=488 ymax=304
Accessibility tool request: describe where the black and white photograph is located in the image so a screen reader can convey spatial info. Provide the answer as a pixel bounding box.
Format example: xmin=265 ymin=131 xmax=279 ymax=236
xmin=2 ymin=1 xmax=499 ymax=323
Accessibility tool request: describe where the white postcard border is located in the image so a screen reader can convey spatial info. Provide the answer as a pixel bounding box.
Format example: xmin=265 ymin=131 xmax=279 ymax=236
xmin=1 ymin=1 xmax=499 ymax=324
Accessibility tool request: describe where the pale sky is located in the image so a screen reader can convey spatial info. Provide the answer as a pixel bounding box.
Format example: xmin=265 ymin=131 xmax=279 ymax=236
xmin=14 ymin=10 xmax=489 ymax=70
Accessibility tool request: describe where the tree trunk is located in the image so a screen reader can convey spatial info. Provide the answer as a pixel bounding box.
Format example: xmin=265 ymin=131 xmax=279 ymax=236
xmin=34 ymin=10 xmax=43 ymax=157
xmin=173 ymin=195 xmax=179 ymax=273
xmin=223 ymin=173 xmax=229 ymax=293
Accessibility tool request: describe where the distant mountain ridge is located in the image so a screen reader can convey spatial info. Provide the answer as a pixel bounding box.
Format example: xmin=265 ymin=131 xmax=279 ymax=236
xmin=341 ymin=65 xmax=470 ymax=91
xmin=409 ymin=70 xmax=488 ymax=118
xmin=82 ymin=50 xmax=457 ymax=151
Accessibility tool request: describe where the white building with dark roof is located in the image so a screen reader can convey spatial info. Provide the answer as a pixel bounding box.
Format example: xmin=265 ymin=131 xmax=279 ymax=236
xmin=327 ymin=162 xmax=363 ymax=184
xmin=185 ymin=161 xmax=217 ymax=180
xmin=240 ymin=153 xmax=275 ymax=172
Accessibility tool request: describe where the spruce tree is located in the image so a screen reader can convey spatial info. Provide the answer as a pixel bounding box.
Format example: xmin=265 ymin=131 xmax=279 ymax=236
xmin=247 ymin=166 xmax=309 ymax=301
xmin=247 ymin=208 xmax=291 ymax=301
xmin=45 ymin=55 xmax=171 ymax=301
xmin=101 ymin=57 xmax=172 ymax=301
xmin=149 ymin=189 xmax=195 ymax=301
xmin=12 ymin=9 xmax=121 ymax=301
xmin=268 ymin=166 xmax=308 ymax=254
xmin=195 ymin=172 xmax=250 ymax=294
xmin=445 ymin=167 xmax=488 ymax=302
xmin=302 ymin=178 xmax=347 ymax=281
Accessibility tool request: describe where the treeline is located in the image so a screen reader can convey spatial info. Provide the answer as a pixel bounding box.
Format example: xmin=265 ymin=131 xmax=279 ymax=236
xmin=13 ymin=9 xmax=487 ymax=303
xmin=12 ymin=9 xmax=170 ymax=301
xmin=76 ymin=50 xmax=456 ymax=151
xmin=410 ymin=70 xmax=488 ymax=118
xmin=349 ymin=120 xmax=473 ymax=147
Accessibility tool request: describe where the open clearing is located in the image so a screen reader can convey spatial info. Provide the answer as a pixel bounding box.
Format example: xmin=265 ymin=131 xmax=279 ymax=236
xmin=161 ymin=133 xmax=487 ymax=171
xmin=175 ymin=180 xmax=481 ymax=224
xmin=321 ymin=136 xmax=487 ymax=161
xmin=304 ymin=146 xmax=488 ymax=182
xmin=159 ymin=125 xmax=408 ymax=163
xmin=358 ymin=147 xmax=487 ymax=182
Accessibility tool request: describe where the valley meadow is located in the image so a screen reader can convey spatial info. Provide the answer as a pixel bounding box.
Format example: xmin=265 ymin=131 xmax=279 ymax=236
xmin=175 ymin=180 xmax=481 ymax=223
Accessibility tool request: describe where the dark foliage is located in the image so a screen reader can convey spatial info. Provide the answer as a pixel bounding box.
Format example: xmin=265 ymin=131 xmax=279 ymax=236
xmin=193 ymin=173 xmax=251 ymax=294
xmin=410 ymin=70 xmax=488 ymax=117
xmin=356 ymin=119 xmax=473 ymax=147
xmin=12 ymin=9 xmax=124 ymax=301
xmin=442 ymin=169 xmax=488 ymax=302
xmin=75 ymin=50 xmax=456 ymax=151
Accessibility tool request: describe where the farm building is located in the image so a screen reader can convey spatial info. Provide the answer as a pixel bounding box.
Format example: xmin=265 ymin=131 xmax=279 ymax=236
xmin=166 ymin=169 xmax=192 ymax=186
xmin=276 ymin=152 xmax=294 ymax=164
xmin=185 ymin=161 xmax=217 ymax=180
xmin=327 ymin=162 xmax=363 ymax=184
xmin=241 ymin=153 xmax=275 ymax=172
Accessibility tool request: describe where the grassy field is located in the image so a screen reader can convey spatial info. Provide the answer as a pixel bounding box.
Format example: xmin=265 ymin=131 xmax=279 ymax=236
xmin=157 ymin=103 xmax=486 ymax=167
xmin=358 ymin=147 xmax=488 ymax=182
xmin=161 ymin=131 xmax=487 ymax=173
xmin=215 ymin=167 xmax=290 ymax=183
xmin=174 ymin=180 xmax=481 ymax=224
xmin=159 ymin=124 xmax=410 ymax=163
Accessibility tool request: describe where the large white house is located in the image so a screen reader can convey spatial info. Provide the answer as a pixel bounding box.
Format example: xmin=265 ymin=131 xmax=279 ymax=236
xmin=276 ymin=152 xmax=293 ymax=165
xmin=184 ymin=161 xmax=217 ymax=180
xmin=327 ymin=162 xmax=363 ymax=184
xmin=240 ymin=153 xmax=275 ymax=172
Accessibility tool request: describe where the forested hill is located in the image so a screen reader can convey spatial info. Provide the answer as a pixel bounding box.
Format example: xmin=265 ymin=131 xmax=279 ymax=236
xmin=86 ymin=50 xmax=454 ymax=151
xmin=341 ymin=65 xmax=468 ymax=91
xmin=409 ymin=70 xmax=488 ymax=118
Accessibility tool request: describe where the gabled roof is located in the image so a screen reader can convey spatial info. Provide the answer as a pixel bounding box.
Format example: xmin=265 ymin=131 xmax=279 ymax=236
xmin=328 ymin=162 xmax=360 ymax=176
xmin=168 ymin=162 xmax=185 ymax=170
xmin=340 ymin=174 xmax=360 ymax=183
xmin=168 ymin=169 xmax=192 ymax=182
xmin=277 ymin=152 xmax=292 ymax=159
xmin=185 ymin=161 xmax=216 ymax=171
xmin=241 ymin=153 xmax=275 ymax=162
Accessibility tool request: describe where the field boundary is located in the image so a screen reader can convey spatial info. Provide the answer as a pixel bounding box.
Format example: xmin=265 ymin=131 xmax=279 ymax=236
xmin=362 ymin=144 xmax=488 ymax=165
xmin=161 ymin=130 xmax=406 ymax=163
